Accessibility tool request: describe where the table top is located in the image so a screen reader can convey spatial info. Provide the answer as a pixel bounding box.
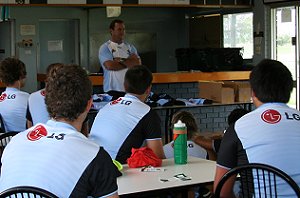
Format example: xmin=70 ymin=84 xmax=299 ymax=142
xmin=117 ymin=157 xmax=216 ymax=196
xmin=152 ymin=101 xmax=252 ymax=110
xmin=88 ymin=101 xmax=253 ymax=112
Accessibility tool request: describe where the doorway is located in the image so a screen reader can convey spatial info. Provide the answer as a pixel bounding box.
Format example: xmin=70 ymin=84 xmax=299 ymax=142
xmin=38 ymin=19 xmax=79 ymax=73
xmin=271 ymin=6 xmax=299 ymax=109
xmin=0 ymin=20 xmax=15 ymax=60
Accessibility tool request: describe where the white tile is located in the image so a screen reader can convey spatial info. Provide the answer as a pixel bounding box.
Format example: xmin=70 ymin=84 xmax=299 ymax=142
xmin=70 ymin=0 xmax=86 ymax=4
xmin=156 ymin=0 xmax=173 ymax=4
xmin=47 ymin=0 xmax=65 ymax=4
xmin=139 ymin=0 xmax=155 ymax=3
xmin=103 ymin=0 xmax=122 ymax=4
xmin=174 ymin=0 xmax=190 ymax=4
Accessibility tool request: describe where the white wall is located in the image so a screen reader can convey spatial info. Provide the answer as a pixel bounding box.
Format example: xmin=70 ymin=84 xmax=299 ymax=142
xmin=9 ymin=6 xmax=88 ymax=93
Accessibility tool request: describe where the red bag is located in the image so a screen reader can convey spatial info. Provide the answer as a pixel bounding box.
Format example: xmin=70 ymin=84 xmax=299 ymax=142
xmin=127 ymin=147 xmax=162 ymax=168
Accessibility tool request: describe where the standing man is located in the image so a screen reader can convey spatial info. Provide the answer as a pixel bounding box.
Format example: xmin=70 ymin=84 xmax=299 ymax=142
xmin=99 ymin=19 xmax=141 ymax=93
xmin=89 ymin=65 xmax=165 ymax=164
xmin=214 ymin=59 xmax=300 ymax=197
xmin=0 ymin=64 xmax=120 ymax=198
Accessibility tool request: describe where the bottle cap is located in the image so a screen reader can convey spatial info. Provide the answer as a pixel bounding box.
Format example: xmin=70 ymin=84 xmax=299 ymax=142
xmin=174 ymin=120 xmax=186 ymax=128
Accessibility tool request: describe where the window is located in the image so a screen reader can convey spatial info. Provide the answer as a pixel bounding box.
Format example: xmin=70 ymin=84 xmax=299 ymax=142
xmin=223 ymin=12 xmax=253 ymax=59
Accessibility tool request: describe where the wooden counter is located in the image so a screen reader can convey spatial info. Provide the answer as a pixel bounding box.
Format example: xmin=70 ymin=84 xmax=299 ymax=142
xmin=35 ymin=71 xmax=250 ymax=86
xmin=0 ymin=71 xmax=250 ymax=88
xmin=151 ymin=71 xmax=250 ymax=83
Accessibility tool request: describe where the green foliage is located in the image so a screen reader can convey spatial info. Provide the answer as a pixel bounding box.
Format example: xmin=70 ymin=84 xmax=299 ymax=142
xmin=277 ymin=34 xmax=291 ymax=46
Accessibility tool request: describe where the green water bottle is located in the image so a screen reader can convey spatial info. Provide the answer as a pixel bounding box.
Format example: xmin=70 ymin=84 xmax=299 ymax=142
xmin=173 ymin=120 xmax=187 ymax=164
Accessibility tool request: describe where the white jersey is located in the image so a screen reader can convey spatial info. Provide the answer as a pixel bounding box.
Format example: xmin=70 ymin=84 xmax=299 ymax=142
xmin=0 ymin=87 xmax=29 ymax=132
xmin=164 ymin=140 xmax=207 ymax=159
xmin=218 ymin=103 xmax=300 ymax=196
xmin=0 ymin=120 xmax=118 ymax=197
xmin=89 ymin=94 xmax=162 ymax=164
xmin=27 ymin=89 xmax=50 ymax=125
xmin=98 ymin=40 xmax=139 ymax=92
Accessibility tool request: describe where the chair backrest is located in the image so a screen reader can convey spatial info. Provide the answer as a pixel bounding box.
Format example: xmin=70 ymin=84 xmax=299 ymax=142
xmin=0 ymin=186 xmax=58 ymax=198
xmin=0 ymin=132 xmax=18 ymax=166
xmin=214 ymin=163 xmax=300 ymax=198
xmin=0 ymin=132 xmax=18 ymax=148
xmin=0 ymin=113 xmax=6 ymax=133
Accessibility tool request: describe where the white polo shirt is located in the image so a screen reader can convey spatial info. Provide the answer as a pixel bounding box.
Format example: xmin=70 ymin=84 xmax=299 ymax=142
xmin=27 ymin=89 xmax=50 ymax=125
xmin=0 ymin=87 xmax=29 ymax=132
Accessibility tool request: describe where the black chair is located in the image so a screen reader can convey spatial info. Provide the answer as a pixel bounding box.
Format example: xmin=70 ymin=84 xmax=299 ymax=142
xmin=0 ymin=113 xmax=5 ymax=133
xmin=0 ymin=132 xmax=18 ymax=164
xmin=0 ymin=132 xmax=18 ymax=148
xmin=214 ymin=163 xmax=300 ymax=198
xmin=0 ymin=186 xmax=58 ymax=198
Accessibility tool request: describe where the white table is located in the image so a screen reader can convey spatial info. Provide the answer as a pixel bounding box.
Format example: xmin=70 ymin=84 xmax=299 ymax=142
xmin=117 ymin=157 xmax=216 ymax=196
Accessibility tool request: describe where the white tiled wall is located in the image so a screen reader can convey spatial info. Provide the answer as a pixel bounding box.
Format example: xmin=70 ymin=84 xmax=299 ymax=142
xmin=173 ymin=0 xmax=190 ymax=4
xmin=138 ymin=0 xmax=155 ymax=4
xmin=103 ymin=0 xmax=122 ymax=4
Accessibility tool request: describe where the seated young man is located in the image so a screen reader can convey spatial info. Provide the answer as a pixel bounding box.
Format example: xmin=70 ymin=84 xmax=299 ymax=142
xmin=89 ymin=65 xmax=165 ymax=164
xmin=0 ymin=57 xmax=29 ymax=132
xmin=192 ymin=108 xmax=249 ymax=160
xmin=26 ymin=63 xmax=63 ymax=128
xmin=163 ymin=110 xmax=207 ymax=159
xmin=0 ymin=64 xmax=120 ymax=198
xmin=214 ymin=59 xmax=300 ymax=197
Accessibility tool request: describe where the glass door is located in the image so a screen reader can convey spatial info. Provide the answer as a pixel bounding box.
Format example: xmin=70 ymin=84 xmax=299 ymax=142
xmin=272 ymin=6 xmax=299 ymax=109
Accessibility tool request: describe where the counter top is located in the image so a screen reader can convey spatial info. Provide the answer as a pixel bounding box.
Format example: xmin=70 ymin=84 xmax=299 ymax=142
xmin=36 ymin=71 xmax=250 ymax=86
xmin=0 ymin=71 xmax=250 ymax=88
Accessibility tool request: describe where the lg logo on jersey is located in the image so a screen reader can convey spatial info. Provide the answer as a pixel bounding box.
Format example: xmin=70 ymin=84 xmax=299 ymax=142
xmin=261 ymin=109 xmax=300 ymax=124
xmin=27 ymin=125 xmax=65 ymax=141
xmin=261 ymin=109 xmax=281 ymax=124
xmin=7 ymin=94 xmax=16 ymax=99
xmin=27 ymin=125 xmax=48 ymax=141
xmin=0 ymin=93 xmax=16 ymax=102
xmin=41 ymin=90 xmax=46 ymax=96
xmin=285 ymin=112 xmax=300 ymax=120
xmin=110 ymin=98 xmax=132 ymax=106
xmin=0 ymin=93 xmax=7 ymax=102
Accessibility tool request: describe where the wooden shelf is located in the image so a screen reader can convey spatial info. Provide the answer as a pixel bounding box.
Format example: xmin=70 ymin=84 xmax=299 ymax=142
xmin=0 ymin=3 xmax=252 ymax=9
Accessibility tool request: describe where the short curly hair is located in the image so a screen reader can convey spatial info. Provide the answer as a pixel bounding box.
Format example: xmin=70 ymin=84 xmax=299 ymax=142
xmin=45 ymin=64 xmax=92 ymax=121
xmin=46 ymin=63 xmax=64 ymax=77
xmin=0 ymin=57 xmax=26 ymax=85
